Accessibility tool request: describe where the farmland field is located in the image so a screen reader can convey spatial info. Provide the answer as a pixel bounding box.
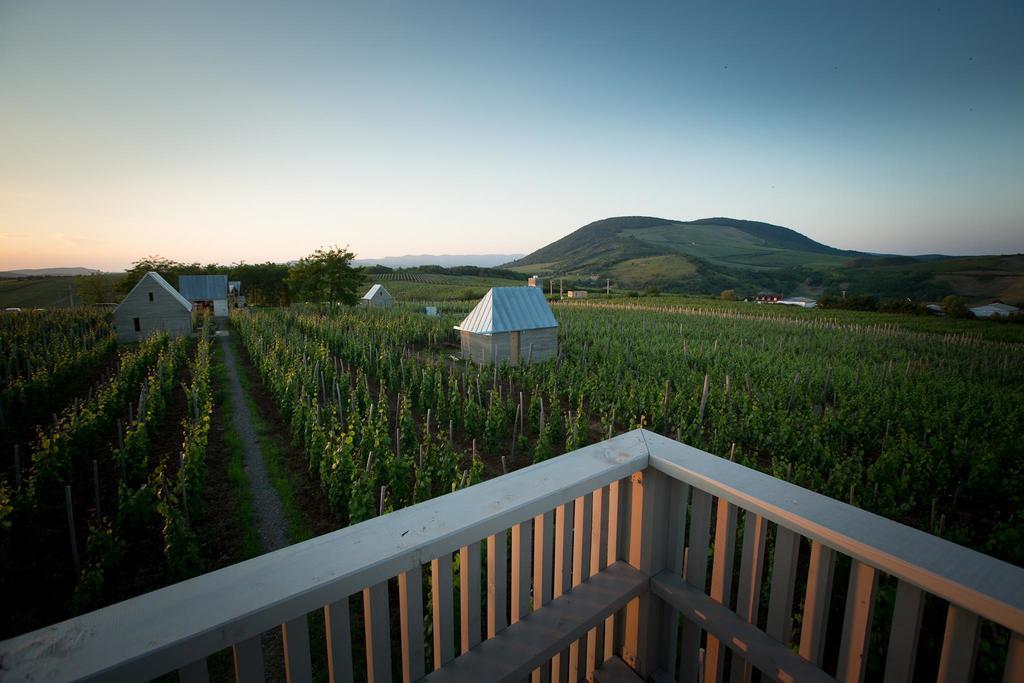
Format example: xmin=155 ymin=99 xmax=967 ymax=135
xmin=364 ymin=273 xmax=524 ymax=301
xmin=0 ymin=274 xmax=123 ymax=309
xmin=228 ymin=302 xmax=1024 ymax=565
xmin=227 ymin=298 xmax=1024 ymax=678
xmin=2 ymin=297 xmax=1022 ymax=675
xmin=0 ymin=315 xmax=256 ymax=639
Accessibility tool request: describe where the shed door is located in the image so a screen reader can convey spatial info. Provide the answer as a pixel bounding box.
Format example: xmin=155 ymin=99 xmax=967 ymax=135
xmin=510 ymin=331 xmax=520 ymax=365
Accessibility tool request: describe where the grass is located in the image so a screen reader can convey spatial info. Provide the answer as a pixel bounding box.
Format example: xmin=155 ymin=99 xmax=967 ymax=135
xmin=222 ymin=329 xmax=336 ymax=680
xmin=609 ymin=253 xmax=697 ymax=286
xmin=0 ymin=274 xmax=124 ymax=308
xmin=225 ymin=331 xmax=316 ymax=543
xmin=370 ymin=276 xmax=524 ymax=302
xmin=211 ymin=342 xmax=262 ymax=560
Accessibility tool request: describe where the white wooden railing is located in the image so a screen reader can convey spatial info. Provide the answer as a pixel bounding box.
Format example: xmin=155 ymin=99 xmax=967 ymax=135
xmin=1 ymin=430 xmax=1022 ymax=682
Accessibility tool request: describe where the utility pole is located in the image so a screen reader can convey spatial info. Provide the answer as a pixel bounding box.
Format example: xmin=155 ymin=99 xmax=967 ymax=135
xmin=68 ymin=284 xmax=74 ymax=308
xmin=842 ymin=290 xmax=847 ymax=300
xmin=559 ymin=278 xmax=563 ymax=300
xmin=606 ymin=278 xmax=610 ymax=296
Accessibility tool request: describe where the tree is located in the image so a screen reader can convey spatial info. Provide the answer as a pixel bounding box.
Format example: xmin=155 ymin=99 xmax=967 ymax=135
xmin=941 ymin=295 xmax=970 ymax=319
xmin=231 ymin=262 xmax=291 ymax=305
xmin=118 ymin=256 xmax=192 ymax=293
xmin=287 ymin=246 xmax=363 ymax=306
xmin=720 ymin=289 xmax=736 ymax=301
xmin=76 ymin=272 xmax=117 ymax=304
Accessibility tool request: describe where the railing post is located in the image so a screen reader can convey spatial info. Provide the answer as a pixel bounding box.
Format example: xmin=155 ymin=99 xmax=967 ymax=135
xmin=621 ymin=467 xmax=672 ymax=678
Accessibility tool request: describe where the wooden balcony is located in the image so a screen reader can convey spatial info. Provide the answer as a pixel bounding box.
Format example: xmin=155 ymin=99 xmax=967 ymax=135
xmin=2 ymin=430 xmax=1022 ymax=682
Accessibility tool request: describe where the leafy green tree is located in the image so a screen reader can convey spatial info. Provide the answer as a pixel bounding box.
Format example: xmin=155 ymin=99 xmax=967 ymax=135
xmin=287 ymin=245 xmax=364 ymax=306
xmin=941 ymin=295 xmax=970 ymax=319
xmin=118 ymin=256 xmax=191 ymax=293
xmin=76 ymin=272 xmax=117 ymax=304
xmin=720 ymin=289 xmax=736 ymax=301
xmin=230 ymin=262 xmax=291 ymax=305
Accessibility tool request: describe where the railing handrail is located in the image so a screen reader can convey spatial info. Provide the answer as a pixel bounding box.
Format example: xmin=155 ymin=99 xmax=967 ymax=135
xmin=0 ymin=432 xmax=648 ymax=683
xmin=4 ymin=429 xmax=1022 ymax=682
xmin=644 ymin=430 xmax=1024 ymax=634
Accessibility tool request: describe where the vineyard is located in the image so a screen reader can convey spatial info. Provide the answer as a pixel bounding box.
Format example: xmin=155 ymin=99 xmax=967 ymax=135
xmin=0 ymin=309 xmax=116 ymax=428
xmin=364 ymin=274 xmax=524 ymax=302
xmin=229 ymin=304 xmax=1024 ymax=564
xmin=2 ymin=299 xmax=1022 ymax=672
xmin=0 ymin=315 xmax=239 ymax=637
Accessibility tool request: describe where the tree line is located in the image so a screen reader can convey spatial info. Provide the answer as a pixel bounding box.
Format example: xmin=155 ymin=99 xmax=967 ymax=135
xmin=114 ymin=246 xmax=364 ymax=307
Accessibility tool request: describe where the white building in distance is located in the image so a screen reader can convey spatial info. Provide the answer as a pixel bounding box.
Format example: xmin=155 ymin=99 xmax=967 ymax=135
xmin=361 ymin=284 xmax=393 ymax=308
xmin=113 ymin=272 xmax=193 ymax=344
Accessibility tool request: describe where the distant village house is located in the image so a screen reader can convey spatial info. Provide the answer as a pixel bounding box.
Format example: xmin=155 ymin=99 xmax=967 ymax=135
xmin=528 ymin=275 xmax=544 ymax=289
xmin=361 ymin=284 xmax=393 ymax=308
xmin=755 ymin=292 xmax=782 ymax=303
xmin=567 ymin=290 xmax=588 ymax=299
xmin=969 ymin=302 xmax=1020 ymax=318
xmin=178 ymin=275 xmax=230 ymax=318
xmin=777 ymin=296 xmax=817 ymax=308
xmin=113 ymin=272 xmax=193 ymax=344
xmin=456 ymin=286 xmax=558 ymax=365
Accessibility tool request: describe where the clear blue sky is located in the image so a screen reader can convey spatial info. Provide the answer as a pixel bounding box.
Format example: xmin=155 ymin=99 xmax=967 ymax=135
xmin=1 ymin=1 xmax=1022 ymax=270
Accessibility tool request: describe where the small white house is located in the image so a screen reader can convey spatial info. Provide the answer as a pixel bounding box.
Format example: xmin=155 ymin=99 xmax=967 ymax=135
xmin=114 ymin=272 xmax=193 ymax=344
xmin=567 ymin=290 xmax=589 ymax=299
xmin=361 ymin=284 xmax=393 ymax=308
xmin=777 ymin=296 xmax=817 ymax=308
xmin=970 ymin=302 xmax=1020 ymax=318
xmin=178 ymin=275 xmax=229 ymax=318
xmin=423 ymin=306 xmax=438 ymax=316
xmin=456 ymin=287 xmax=558 ymax=365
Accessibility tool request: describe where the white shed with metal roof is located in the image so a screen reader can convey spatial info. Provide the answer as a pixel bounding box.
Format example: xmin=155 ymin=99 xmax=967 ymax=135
xmin=178 ymin=275 xmax=229 ymax=318
xmin=969 ymin=302 xmax=1020 ymax=318
xmin=113 ymin=272 xmax=193 ymax=344
xmin=455 ymin=286 xmax=558 ymax=365
xmin=361 ymin=284 xmax=393 ymax=308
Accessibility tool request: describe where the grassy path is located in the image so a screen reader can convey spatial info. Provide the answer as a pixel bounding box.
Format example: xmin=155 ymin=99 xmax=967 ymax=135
xmin=217 ymin=331 xmax=289 ymax=553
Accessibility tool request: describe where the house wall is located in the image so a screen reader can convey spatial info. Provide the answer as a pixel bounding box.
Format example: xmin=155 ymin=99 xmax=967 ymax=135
xmin=213 ymin=299 xmax=229 ymax=318
xmin=362 ymin=290 xmax=393 ymax=308
xmin=460 ymin=327 xmax=558 ymax=365
xmin=114 ymin=280 xmax=193 ymax=344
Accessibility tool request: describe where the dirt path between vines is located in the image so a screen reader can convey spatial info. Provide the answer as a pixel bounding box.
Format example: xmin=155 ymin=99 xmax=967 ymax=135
xmin=217 ymin=332 xmax=288 ymax=553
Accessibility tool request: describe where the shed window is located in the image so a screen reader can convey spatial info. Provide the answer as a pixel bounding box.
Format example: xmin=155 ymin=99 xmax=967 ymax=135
xmin=148 ymin=292 xmax=154 ymax=302
xmin=133 ymin=317 xmax=141 ymax=332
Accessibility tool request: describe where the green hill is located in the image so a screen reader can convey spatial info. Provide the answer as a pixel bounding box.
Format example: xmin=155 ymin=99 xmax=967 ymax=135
xmin=506 ymin=216 xmax=1024 ymax=301
xmin=505 ymin=216 xmax=868 ymax=294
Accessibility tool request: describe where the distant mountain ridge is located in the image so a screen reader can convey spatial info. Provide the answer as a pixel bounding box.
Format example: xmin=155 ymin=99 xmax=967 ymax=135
xmin=0 ymin=267 xmax=101 ymax=278
xmin=354 ymin=254 xmax=524 ymax=269
xmin=505 ymin=215 xmax=1024 ymax=302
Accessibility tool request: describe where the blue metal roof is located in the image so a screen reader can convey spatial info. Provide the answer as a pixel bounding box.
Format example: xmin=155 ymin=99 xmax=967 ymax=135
xmin=456 ymin=286 xmax=558 ymax=334
xmin=178 ymin=275 xmax=228 ymax=301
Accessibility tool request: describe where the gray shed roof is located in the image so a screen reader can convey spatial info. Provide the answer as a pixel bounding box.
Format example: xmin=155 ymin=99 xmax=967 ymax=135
xmin=178 ymin=275 xmax=228 ymax=301
xmin=116 ymin=272 xmax=192 ymax=312
xmin=456 ymin=287 xmax=558 ymax=334
xmin=362 ymin=284 xmax=391 ymax=300
xmin=970 ymin=302 xmax=1020 ymax=316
